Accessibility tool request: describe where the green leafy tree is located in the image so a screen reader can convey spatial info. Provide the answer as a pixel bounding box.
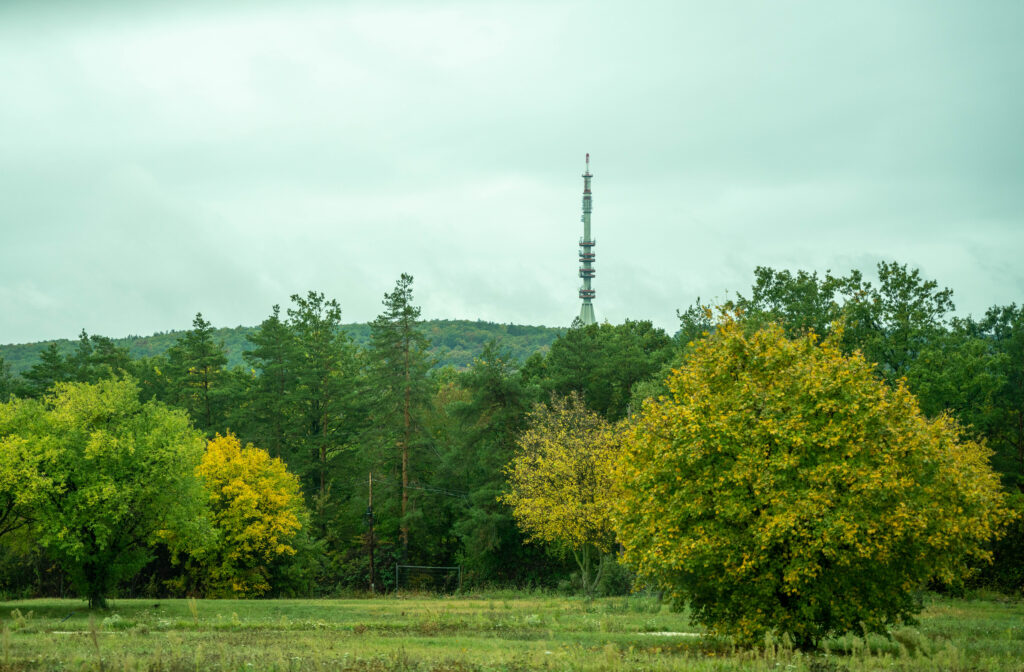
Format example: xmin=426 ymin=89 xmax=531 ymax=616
xmin=368 ymin=274 xmax=432 ymax=559
xmin=501 ymin=392 xmax=621 ymax=595
xmin=1 ymin=379 xmax=211 ymax=608
xmin=908 ymin=317 xmax=1007 ymax=442
xmin=733 ymin=266 xmax=850 ymax=338
xmin=616 ymin=316 xmax=1013 ymax=648
xmin=843 ymin=262 xmax=955 ymax=384
xmin=676 ymin=298 xmax=715 ymax=347
xmin=980 ymin=304 xmax=1024 ymax=489
xmin=126 ymin=354 xmax=175 ymax=405
xmin=729 ymin=262 xmax=954 ymax=387
xmin=0 ymin=398 xmax=55 ymax=541
xmin=541 ymin=320 xmax=673 ymax=421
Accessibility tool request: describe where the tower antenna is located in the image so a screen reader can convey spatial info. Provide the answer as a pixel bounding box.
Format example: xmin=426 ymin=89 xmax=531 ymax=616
xmin=578 ymin=154 xmax=596 ymax=325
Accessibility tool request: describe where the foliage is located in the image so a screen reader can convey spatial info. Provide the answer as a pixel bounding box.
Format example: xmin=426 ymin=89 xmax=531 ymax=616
xmin=19 ymin=343 xmax=73 ymax=397
xmin=240 ymin=304 xmax=297 ymax=459
xmin=0 ymin=379 xmax=211 ymax=608
xmin=537 ymin=320 xmax=674 ymax=421
xmin=66 ymin=330 xmax=132 ymax=384
xmin=435 ymin=341 xmax=557 ymax=585
xmin=734 ymin=266 xmax=849 ymax=338
xmin=0 ymin=354 xmax=13 ymax=399
xmin=165 ymin=313 xmax=229 ymax=433
xmin=192 ymin=433 xmax=310 ymax=597
xmin=676 ymin=298 xmax=715 ymax=347
xmin=289 ymin=292 xmax=361 ymax=507
xmin=616 ymin=317 xmax=1014 ymax=648
xmin=979 ymin=304 xmax=1024 ymax=491
xmin=501 ymin=393 xmax=621 ymax=594
xmin=367 ymin=274 xmax=433 ymax=561
xmin=0 ymin=321 xmax=562 ymax=377
xmin=0 ymin=397 xmax=55 ymax=541
xmin=3 ymin=264 xmax=1021 ymax=601
xmin=731 ymin=262 xmax=957 ymax=386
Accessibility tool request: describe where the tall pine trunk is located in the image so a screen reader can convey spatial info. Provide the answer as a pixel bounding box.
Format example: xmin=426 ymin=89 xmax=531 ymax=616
xmin=400 ymin=342 xmax=411 ymax=559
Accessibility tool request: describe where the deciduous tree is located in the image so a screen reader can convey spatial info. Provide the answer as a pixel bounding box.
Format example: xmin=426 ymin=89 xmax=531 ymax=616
xmin=0 ymin=397 xmax=55 ymax=541
xmin=501 ymin=392 xmax=621 ymax=594
xmin=541 ymin=320 xmax=673 ymax=421
xmin=616 ymin=316 xmax=1013 ymax=648
xmin=2 ymin=379 xmax=211 ymax=608
xmin=193 ymin=433 xmax=309 ymax=596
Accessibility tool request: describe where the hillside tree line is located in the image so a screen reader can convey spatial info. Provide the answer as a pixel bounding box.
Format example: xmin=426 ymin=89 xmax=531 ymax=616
xmin=0 ymin=263 xmax=1021 ymax=604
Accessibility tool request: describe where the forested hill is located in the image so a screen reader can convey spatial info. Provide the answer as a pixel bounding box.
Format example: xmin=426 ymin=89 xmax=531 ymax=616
xmin=0 ymin=319 xmax=564 ymax=375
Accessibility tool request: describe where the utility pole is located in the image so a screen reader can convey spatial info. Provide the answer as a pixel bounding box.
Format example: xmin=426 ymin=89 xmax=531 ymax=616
xmin=578 ymin=153 xmax=596 ymax=325
xmin=365 ymin=471 xmax=376 ymax=594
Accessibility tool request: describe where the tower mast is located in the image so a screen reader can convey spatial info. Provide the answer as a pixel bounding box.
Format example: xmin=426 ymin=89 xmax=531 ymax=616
xmin=578 ymin=153 xmax=596 ymax=325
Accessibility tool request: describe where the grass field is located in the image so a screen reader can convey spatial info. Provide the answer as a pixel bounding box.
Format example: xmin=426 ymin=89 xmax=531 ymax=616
xmin=1 ymin=592 xmax=1022 ymax=671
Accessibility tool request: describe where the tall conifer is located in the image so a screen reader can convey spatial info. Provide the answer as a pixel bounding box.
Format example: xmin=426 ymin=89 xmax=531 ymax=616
xmin=368 ymin=274 xmax=431 ymax=560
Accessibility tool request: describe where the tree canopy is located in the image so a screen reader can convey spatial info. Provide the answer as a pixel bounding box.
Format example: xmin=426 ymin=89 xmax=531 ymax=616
xmin=193 ymin=433 xmax=309 ymax=597
xmin=616 ymin=317 xmax=1014 ymax=647
xmin=0 ymin=379 xmax=211 ymax=608
xmin=2 ymin=261 xmax=1022 ymax=604
xmin=501 ymin=392 xmax=621 ymax=594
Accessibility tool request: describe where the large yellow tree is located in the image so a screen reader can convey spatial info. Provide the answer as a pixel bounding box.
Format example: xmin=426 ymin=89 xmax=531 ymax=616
xmin=501 ymin=393 xmax=620 ymax=594
xmin=616 ymin=317 xmax=1013 ymax=648
xmin=195 ymin=433 xmax=309 ymax=596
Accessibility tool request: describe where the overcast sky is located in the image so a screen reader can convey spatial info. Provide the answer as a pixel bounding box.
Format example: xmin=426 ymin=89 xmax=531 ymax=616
xmin=2 ymin=1 xmax=1022 ymax=344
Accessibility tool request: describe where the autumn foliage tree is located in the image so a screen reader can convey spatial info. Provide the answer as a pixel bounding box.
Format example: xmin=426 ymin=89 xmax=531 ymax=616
xmin=194 ymin=433 xmax=309 ymax=597
xmin=616 ymin=317 xmax=1013 ymax=648
xmin=501 ymin=393 xmax=620 ymax=594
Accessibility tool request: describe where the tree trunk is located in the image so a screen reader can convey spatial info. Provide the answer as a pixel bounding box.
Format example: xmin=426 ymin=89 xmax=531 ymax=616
xmin=572 ymin=545 xmax=608 ymax=596
xmin=401 ymin=343 xmax=411 ymax=560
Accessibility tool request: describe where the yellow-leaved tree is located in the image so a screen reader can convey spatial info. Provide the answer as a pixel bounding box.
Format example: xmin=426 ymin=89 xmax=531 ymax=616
xmin=501 ymin=393 xmax=621 ymax=594
xmin=194 ymin=433 xmax=309 ymax=597
xmin=616 ymin=316 xmax=1014 ymax=648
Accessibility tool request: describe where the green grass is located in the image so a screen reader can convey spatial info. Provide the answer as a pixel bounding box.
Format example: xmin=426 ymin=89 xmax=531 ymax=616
xmin=0 ymin=592 xmax=1022 ymax=671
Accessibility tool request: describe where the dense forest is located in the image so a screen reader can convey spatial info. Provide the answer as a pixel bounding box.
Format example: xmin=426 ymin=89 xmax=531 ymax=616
xmin=0 ymin=319 xmax=563 ymax=374
xmin=0 ymin=262 xmax=1021 ymax=603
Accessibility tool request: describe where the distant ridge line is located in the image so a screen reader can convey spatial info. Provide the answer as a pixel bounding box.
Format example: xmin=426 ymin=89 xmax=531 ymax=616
xmin=0 ymin=319 xmax=565 ymax=375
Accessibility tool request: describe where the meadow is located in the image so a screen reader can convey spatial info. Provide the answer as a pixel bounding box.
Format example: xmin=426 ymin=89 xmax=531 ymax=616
xmin=1 ymin=592 xmax=1022 ymax=671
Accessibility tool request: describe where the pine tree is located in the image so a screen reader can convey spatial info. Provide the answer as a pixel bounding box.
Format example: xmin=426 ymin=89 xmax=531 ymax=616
xmin=22 ymin=343 xmax=72 ymax=397
xmin=0 ymin=355 xmax=14 ymax=400
xmin=442 ymin=341 xmax=546 ymax=582
xmin=242 ymin=305 xmax=299 ymax=459
xmin=368 ymin=274 xmax=431 ymax=560
xmin=66 ymin=330 xmax=131 ymax=384
xmin=286 ymin=292 xmax=360 ymax=524
xmin=166 ymin=313 xmax=228 ymax=433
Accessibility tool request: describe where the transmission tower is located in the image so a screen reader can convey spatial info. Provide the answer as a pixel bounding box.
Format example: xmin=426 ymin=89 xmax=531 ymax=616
xmin=578 ymin=153 xmax=596 ymax=325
